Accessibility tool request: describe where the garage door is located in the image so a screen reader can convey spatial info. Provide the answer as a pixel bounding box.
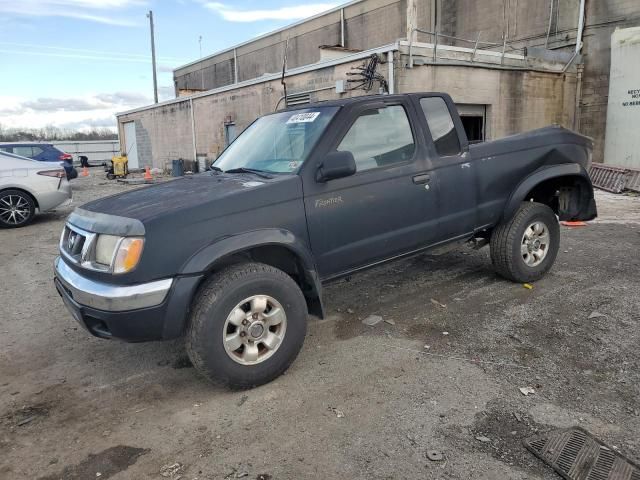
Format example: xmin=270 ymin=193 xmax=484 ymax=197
xmin=123 ymin=122 xmax=139 ymax=169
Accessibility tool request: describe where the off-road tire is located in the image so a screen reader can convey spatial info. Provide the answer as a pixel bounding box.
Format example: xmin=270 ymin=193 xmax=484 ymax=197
xmin=490 ymin=201 xmax=560 ymax=283
xmin=0 ymin=189 xmax=36 ymax=229
xmin=186 ymin=262 xmax=308 ymax=389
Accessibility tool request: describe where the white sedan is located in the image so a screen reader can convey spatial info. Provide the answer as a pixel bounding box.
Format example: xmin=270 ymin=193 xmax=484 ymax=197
xmin=0 ymin=151 xmax=72 ymax=228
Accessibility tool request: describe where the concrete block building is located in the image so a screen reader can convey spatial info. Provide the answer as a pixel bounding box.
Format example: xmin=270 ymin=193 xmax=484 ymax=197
xmin=116 ymin=0 xmax=640 ymax=171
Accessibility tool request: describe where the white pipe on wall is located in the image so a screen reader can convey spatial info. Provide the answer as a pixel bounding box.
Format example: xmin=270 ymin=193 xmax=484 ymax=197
xmin=189 ymin=98 xmax=197 ymax=162
xmin=575 ymin=0 xmax=586 ymax=53
xmin=387 ymin=50 xmax=394 ymax=94
xmin=340 ymin=8 xmax=345 ymax=47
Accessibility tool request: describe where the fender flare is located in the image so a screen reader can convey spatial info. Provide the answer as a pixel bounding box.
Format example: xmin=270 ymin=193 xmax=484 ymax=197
xmin=180 ymin=228 xmax=324 ymax=317
xmin=502 ymin=164 xmax=593 ymax=222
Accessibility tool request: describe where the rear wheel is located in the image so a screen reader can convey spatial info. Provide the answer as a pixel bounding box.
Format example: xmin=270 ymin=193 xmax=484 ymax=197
xmin=0 ymin=190 xmax=36 ymax=228
xmin=490 ymin=202 xmax=560 ymax=283
xmin=186 ymin=262 xmax=308 ymax=389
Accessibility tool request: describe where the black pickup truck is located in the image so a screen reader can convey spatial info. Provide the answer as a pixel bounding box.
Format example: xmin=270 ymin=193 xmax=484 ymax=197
xmin=54 ymin=93 xmax=597 ymax=388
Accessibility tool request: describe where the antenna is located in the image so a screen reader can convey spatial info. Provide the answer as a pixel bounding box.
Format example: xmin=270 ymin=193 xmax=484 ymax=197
xmin=281 ymin=37 xmax=289 ymax=108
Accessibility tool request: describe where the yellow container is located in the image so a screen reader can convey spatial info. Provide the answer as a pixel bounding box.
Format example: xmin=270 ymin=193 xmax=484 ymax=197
xmin=112 ymin=156 xmax=128 ymax=177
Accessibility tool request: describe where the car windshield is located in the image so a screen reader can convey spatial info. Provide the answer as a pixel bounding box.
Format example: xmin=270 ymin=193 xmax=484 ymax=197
xmin=213 ymin=106 xmax=339 ymax=174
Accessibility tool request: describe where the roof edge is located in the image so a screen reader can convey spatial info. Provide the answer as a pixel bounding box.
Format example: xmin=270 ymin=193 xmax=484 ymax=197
xmin=173 ymin=0 xmax=366 ymax=73
xmin=117 ymin=43 xmax=398 ymax=117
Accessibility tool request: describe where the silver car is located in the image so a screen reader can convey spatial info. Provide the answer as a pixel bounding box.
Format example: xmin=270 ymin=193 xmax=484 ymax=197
xmin=0 ymin=151 xmax=72 ymax=228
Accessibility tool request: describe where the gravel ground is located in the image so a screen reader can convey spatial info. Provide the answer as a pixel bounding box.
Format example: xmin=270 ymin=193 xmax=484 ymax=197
xmin=1 ymin=174 xmax=639 ymax=480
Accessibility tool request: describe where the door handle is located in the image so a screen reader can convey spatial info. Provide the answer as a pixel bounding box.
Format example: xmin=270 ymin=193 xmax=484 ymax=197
xmin=412 ymin=173 xmax=431 ymax=185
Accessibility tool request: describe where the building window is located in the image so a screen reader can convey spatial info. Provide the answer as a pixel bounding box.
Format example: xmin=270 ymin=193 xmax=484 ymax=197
xmin=460 ymin=116 xmax=484 ymax=143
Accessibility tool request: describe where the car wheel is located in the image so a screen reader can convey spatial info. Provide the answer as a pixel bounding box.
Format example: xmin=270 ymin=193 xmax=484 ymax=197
xmin=186 ymin=262 xmax=308 ymax=389
xmin=490 ymin=202 xmax=560 ymax=283
xmin=0 ymin=190 xmax=36 ymax=228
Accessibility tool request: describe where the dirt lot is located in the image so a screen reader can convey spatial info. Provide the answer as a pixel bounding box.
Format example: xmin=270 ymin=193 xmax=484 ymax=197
xmin=1 ymin=174 xmax=639 ymax=480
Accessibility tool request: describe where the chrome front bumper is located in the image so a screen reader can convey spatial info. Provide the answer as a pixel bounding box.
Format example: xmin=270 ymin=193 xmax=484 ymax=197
xmin=54 ymin=256 xmax=173 ymax=312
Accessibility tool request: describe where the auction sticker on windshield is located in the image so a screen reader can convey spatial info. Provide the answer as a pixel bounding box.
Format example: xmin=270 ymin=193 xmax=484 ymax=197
xmin=286 ymin=112 xmax=321 ymax=123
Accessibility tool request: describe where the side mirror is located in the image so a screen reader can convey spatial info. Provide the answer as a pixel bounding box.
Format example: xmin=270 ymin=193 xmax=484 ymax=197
xmin=316 ymin=151 xmax=356 ymax=182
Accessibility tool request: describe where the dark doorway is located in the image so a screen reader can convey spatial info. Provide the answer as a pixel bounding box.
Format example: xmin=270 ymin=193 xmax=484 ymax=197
xmin=461 ymin=115 xmax=484 ymax=143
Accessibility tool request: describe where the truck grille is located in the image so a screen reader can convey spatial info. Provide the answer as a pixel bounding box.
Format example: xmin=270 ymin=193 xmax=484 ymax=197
xmin=60 ymin=224 xmax=95 ymax=264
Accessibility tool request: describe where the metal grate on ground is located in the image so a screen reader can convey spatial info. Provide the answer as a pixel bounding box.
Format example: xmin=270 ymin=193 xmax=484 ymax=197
xmin=524 ymin=427 xmax=639 ymax=480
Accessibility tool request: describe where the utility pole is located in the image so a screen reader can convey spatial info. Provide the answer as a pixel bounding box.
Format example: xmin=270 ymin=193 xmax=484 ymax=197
xmin=147 ymin=10 xmax=158 ymax=104
xmin=199 ymin=35 xmax=203 ymax=58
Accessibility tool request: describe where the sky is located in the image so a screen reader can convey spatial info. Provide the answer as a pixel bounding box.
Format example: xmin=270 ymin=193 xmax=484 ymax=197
xmin=0 ymin=0 xmax=340 ymax=132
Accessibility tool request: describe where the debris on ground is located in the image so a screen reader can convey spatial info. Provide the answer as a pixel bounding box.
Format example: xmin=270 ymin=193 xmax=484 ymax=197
xmin=16 ymin=415 xmax=37 ymax=426
xmin=475 ymin=435 xmax=491 ymax=443
xmin=426 ymin=450 xmax=444 ymax=461
xmin=328 ymin=406 xmax=345 ymax=418
xmin=362 ymin=315 xmax=383 ymax=326
xmin=519 ymin=387 xmax=536 ymax=396
xmin=560 ymin=221 xmax=587 ymax=227
xmin=160 ymin=462 xmax=184 ymax=477
xmin=384 ymin=318 xmax=396 ymax=325
xmin=588 ymin=311 xmax=607 ymax=319
xmin=236 ymin=395 xmax=248 ymax=407
xmin=442 ymin=331 xmax=449 ymax=336
xmin=346 ymin=308 xmax=355 ymax=314
xmin=430 ymin=299 xmax=447 ymax=308
xmin=423 ymin=344 xmax=431 ymax=349
xmin=523 ymin=283 xmax=534 ymax=290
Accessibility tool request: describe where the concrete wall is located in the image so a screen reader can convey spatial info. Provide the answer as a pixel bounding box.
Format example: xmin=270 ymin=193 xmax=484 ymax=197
xmin=118 ymin=101 xmax=195 ymax=170
xmin=396 ymin=61 xmax=577 ymax=139
xmin=121 ymin=57 xmax=393 ymax=169
xmin=121 ymin=53 xmax=574 ymax=169
xmin=434 ymin=0 xmax=640 ymax=163
xmin=578 ymin=0 xmax=640 ymax=164
xmin=603 ymin=26 xmax=640 ymax=170
xmin=170 ymin=0 xmax=640 ymax=163
xmin=174 ymin=0 xmax=410 ymax=92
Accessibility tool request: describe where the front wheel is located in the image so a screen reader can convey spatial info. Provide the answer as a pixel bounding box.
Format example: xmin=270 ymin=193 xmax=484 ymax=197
xmin=0 ymin=190 xmax=36 ymax=228
xmin=490 ymin=202 xmax=560 ymax=283
xmin=186 ymin=262 xmax=308 ymax=389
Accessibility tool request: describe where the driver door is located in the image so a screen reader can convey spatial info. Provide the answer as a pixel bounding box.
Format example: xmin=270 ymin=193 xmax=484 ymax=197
xmin=302 ymin=98 xmax=439 ymax=280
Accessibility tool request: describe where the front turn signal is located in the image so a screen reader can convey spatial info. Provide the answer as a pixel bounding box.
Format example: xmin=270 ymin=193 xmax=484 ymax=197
xmin=113 ymin=237 xmax=144 ymax=274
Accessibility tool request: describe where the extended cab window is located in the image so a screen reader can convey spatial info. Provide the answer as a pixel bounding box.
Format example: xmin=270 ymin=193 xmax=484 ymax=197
xmin=420 ymin=97 xmax=461 ymax=156
xmin=338 ymin=105 xmax=415 ymax=172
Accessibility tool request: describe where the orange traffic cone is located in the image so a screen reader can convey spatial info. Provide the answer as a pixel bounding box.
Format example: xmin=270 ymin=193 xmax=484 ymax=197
xmin=144 ymin=165 xmax=152 ymax=181
xmin=81 ymin=166 xmax=89 ymax=177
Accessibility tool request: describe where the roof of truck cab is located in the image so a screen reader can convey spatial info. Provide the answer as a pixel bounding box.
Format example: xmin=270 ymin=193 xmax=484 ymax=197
xmin=280 ymin=92 xmax=443 ymax=111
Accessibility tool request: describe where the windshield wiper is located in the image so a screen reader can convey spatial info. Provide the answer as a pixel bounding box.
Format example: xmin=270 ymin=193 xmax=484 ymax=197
xmin=224 ymin=167 xmax=274 ymax=179
xmin=208 ymin=165 xmax=223 ymax=174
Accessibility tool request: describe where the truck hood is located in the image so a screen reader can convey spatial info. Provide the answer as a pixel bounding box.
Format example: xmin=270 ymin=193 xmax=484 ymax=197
xmin=80 ymin=172 xmax=302 ymax=224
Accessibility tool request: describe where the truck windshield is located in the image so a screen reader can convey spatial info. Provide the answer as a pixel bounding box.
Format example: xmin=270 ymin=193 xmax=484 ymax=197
xmin=214 ymin=107 xmax=339 ymax=174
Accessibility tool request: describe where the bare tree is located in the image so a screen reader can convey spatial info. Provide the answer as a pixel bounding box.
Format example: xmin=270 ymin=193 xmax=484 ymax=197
xmin=0 ymin=124 xmax=118 ymax=142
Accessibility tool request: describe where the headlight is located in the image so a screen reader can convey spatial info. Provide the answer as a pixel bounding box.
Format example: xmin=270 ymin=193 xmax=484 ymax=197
xmin=113 ymin=237 xmax=144 ymax=274
xmin=95 ymin=234 xmax=120 ymax=265
xmin=93 ymin=235 xmax=144 ymax=273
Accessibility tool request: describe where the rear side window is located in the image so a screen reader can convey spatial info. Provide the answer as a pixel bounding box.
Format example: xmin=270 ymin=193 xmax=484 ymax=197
xmin=13 ymin=146 xmax=34 ymax=158
xmin=420 ymin=97 xmax=461 ymax=156
xmin=31 ymin=147 xmax=44 ymax=156
xmin=337 ymin=105 xmax=415 ymax=172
